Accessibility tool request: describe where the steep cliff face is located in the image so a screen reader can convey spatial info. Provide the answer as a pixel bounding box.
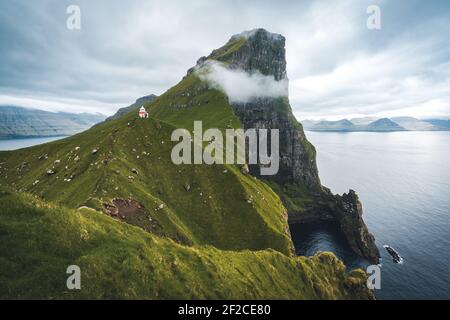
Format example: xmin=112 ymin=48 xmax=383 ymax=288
xmin=0 ymin=29 xmax=378 ymax=299
xmin=231 ymin=96 xmax=321 ymax=188
xmin=197 ymin=29 xmax=321 ymax=189
xmin=333 ymin=190 xmax=380 ymax=264
xmin=212 ymin=29 xmax=287 ymax=80
xmin=202 ymin=29 xmax=380 ymax=264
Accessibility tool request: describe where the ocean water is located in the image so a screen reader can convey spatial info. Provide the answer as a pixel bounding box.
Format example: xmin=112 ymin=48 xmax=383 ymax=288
xmin=0 ymin=136 xmax=67 ymax=151
xmin=291 ymin=131 xmax=450 ymax=300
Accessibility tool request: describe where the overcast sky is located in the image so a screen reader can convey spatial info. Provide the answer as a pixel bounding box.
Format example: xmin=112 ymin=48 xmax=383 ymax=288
xmin=0 ymin=0 xmax=449 ymax=120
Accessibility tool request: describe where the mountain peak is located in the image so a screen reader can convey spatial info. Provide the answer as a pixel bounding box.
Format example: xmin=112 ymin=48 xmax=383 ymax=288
xmin=230 ymin=28 xmax=284 ymax=42
xmin=220 ymin=28 xmax=287 ymax=80
xmin=188 ymin=28 xmax=287 ymax=81
xmin=365 ymin=118 xmax=406 ymax=131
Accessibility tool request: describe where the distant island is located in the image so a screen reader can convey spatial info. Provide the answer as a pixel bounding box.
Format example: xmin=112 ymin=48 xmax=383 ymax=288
xmin=0 ymin=106 xmax=106 ymax=139
xmin=301 ymin=117 xmax=450 ymax=132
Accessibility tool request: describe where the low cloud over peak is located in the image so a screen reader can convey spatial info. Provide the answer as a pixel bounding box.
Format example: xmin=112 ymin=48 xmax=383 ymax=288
xmin=197 ymin=61 xmax=288 ymax=103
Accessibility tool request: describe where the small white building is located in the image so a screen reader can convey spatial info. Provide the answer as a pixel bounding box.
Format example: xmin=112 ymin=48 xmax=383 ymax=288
xmin=139 ymin=106 xmax=149 ymax=118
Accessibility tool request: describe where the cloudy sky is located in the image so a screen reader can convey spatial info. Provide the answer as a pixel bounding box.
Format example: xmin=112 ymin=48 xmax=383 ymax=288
xmin=0 ymin=0 xmax=449 ymax=120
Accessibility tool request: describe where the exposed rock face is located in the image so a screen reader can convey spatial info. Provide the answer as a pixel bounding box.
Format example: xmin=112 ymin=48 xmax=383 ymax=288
xmin=206 ymin=29 xmax=321 ymax=188
xmin=291 ymin=187 xmax=380 ymax=264
xmin=206 ymin=28 xmax=380 ymax=263
xmin=103 ymin=198 xmax=162 ymax=234
xmin=230 ymin=96 xmax=321 ymax=188
xmin=216 ymin=29 xmax=287 ymax=80
xmin=333 ymin=190 xmax=380 ymax=264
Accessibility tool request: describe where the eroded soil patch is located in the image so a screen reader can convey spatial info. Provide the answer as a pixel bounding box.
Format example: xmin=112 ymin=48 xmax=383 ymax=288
xmin=103 ymin=198 xmax=162 ymax=234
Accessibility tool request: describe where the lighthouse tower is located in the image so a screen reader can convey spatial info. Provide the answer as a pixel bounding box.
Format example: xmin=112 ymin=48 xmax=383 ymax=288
xmin=138 ymin=106 xmax=148 ymax=118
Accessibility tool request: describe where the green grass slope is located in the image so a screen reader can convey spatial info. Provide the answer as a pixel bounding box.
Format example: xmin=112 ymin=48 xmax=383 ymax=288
xmin=149 ymin=74 xmax=241 ymax=131
xmin=145 ymin=45 xmax=320 ymax=216
xmin=0 ymin=189 xmax=371 ymax=300
xmin=0 ymin=101 xmax=293 ymax=255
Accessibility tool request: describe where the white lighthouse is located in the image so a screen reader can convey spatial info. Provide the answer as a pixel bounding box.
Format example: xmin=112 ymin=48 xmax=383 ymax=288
xmin=138 ymin=106 xmax=149 ymax=118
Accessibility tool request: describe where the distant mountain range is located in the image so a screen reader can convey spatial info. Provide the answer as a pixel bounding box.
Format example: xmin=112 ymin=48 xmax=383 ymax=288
xmin=302 ymin=117 xmax=450 ymax=132
xmin=0 ymin=106 xmax=106 ymax=139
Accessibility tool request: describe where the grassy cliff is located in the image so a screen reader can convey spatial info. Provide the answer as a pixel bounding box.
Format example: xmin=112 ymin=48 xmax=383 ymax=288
xmin=0 ymin=75 xmax=374 ymax=299
xmin=0 ymin=189 xmax=371 ymax=300
xmin=0 ymin=30 xmax=376 ymax=299
xmin=0 ymin=103 xmax=293 ymax=255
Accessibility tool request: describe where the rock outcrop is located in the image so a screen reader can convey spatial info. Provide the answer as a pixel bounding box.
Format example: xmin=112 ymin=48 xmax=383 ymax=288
xmin=202 ymin=28 xmax=380 ymax=263
xmin=333 ymin=190 xmax=379 ymax=264
xmin=214 ymin=29 xmax=287 ymax=81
